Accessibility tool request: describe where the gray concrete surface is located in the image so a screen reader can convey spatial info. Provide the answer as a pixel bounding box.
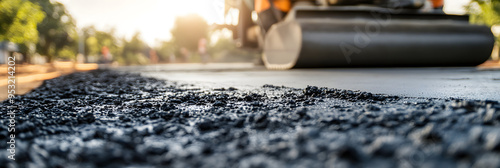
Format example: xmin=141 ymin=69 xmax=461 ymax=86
xmin=117 ymin=63 xmax=500 ymax=100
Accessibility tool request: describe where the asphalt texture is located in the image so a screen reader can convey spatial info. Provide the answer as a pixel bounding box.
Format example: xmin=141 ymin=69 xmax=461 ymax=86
xmin=1 ymin=70 xmax=500 ymax=167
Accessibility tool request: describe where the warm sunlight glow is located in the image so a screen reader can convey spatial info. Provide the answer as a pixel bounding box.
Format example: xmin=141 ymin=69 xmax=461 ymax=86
xmin=57 ymin=0 xmax=225 ymax=46
xmin=443 ymin=0 xmax=471 ymax=15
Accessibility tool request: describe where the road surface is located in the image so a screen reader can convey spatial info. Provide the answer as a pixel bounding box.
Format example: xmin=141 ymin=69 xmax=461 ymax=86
xmin=118 ymin=63 xmax=500 ymax=100
xmin=2 ymin=64 xmax=500 ymax=167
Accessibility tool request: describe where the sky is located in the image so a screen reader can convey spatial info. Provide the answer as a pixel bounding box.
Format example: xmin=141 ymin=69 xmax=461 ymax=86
xmin=56 ymin=0 xmax=226 ymax=46
xmin=56 ymin=0 xmax=471 ymax=46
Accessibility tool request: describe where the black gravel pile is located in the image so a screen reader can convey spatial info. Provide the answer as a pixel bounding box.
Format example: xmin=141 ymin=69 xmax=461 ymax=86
xmin=1 ymin=70 xmax=500 ymax=167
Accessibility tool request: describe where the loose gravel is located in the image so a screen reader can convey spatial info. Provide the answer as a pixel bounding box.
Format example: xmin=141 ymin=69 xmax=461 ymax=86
xmin=1 ymin=70 xmax=500 ymax=168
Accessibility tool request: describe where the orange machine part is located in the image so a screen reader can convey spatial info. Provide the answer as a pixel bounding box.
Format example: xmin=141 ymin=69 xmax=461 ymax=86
xmin=255 ymin=0 xmax=291 ymax=13
xmin=429 ymin=0 xmax=444 ymax=8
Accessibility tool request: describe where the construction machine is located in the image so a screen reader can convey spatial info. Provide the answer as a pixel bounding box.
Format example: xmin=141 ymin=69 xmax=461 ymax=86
xmin=224 ymin=0 xmax=495 ymax=69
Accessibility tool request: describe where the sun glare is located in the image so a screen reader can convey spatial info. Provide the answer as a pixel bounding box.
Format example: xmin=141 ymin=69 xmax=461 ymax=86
xmin=57 ymin=0 xmax=225 ymax=46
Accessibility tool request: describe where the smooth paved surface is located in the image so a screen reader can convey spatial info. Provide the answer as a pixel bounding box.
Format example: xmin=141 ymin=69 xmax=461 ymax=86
xmin=116 ymin=64 xmax=500 ymax=100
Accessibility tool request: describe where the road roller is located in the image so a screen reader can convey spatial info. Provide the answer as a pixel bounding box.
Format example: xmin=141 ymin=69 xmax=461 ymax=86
xmin=225 ymin=0 xmax=495 ymax=69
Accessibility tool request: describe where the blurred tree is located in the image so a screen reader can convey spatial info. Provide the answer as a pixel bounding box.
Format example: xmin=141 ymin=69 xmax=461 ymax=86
xmin=57 ymin=46 xmax=76 ymax=60
xmin=469 ymin=0 xmax=500 ymax=26
xmin=95 ymin=28 xmax=121 ymax=63
xmin=85 ymin=36 xmax=99 ymax=56
xmin=171 ymin=14 xmax=209 ymax=51
xmin=123 ymin=32 xmax=147 ymax=54
xmin=121 ymin=32 xmax=150 ymax=65
xmin=155 ymin=40 xmax=176 ymax=62
xmin=0 ymin=0 xmax=45 ymax=53
xmin=82 ymin=26 xmax=123 ymax=63
xmin=208 ymin=33 xmax=259 ymax=62
xmin=209 ymin=36 xmax=236 ymax=55
xmin=81 ymin=26 xmax=98 ymax=56
xmin=30 ymin=0 xmax=76 ymax=62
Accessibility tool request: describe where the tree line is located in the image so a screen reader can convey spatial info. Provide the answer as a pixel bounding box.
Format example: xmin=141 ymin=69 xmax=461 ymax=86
xmin=0 ymin=0 xmax=235 ymax=65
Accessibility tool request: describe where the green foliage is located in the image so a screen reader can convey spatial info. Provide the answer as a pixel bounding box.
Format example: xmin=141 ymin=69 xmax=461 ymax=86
xmin=120 ymin=32 xmax=150 ymax=65
xmin=124 ymin=52 xmax=149 ymax=65
xmin=31 ymin=0 xmax=76 ymax=61
xmin=81 ymin=26 xmax=151 ymax=65
xmin=469 ymin=0 xmax=500 ymax=26
xmin=57 ymin=46 xmax=76 ymax=60
xmin=155 ymin=41 xmax=176 ymax=62
xmin=123 ymin=32 xmax=147 ymax=54
xmin=208 ymin=32 xmax=259 ymax=62
xmin=95 ymin=28 xmax=121 ymax=59
xmin=85 ymin=36 xmax=100 ymax=56
xmin=171 ymin=14 xmax=209 ymax=51
xmin=81 ymin=26 xmax=123 ymax=63
xmin=0 ymin=0 xmax=45 ymax=47
xmin=469 ymin=0 xmax=500 ymax=46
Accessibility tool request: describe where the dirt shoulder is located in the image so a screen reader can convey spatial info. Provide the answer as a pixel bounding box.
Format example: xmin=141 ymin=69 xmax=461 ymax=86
xmin=0 ymin=62 xmax=98 ymax=101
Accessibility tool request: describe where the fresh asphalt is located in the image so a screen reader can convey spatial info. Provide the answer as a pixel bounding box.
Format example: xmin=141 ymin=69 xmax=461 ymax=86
xmin=2 ymin=64 xmax=499 ymax=167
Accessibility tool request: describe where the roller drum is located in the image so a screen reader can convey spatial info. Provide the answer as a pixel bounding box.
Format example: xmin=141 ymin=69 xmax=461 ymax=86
xmin=263 ymin=7 xmax=495 ymax=69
